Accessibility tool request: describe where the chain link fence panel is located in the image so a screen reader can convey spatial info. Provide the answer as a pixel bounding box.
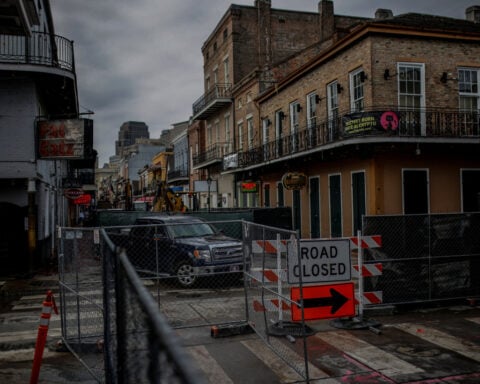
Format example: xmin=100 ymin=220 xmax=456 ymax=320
xmin=363 ymin=213 xmax=480 ymax=305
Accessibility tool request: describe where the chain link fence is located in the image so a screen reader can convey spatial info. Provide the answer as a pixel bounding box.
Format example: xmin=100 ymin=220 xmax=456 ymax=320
xmin=363 ymin=213 xmax=480 ymax=305
xmin=57 ymin=227 xmax=105 ymax=382
xmin=242 ymin=222 xmax=314 ymax=382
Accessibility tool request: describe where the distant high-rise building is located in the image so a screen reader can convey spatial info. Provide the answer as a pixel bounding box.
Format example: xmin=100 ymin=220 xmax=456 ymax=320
xmin=115 ymin=121 xmax=150 ymax=156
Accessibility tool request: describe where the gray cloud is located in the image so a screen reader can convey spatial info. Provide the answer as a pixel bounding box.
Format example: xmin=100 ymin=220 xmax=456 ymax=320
xmin=50 ymin=0 xmax=475 ymax=165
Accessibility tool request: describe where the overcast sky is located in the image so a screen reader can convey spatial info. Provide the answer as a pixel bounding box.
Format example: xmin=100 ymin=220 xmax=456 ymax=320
xmin=50 ymin=0 xmax=475 ymax=166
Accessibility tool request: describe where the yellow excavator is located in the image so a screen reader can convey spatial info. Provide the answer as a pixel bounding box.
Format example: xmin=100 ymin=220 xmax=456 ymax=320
xmin=150 ymin=160 xmax=187 ymax=212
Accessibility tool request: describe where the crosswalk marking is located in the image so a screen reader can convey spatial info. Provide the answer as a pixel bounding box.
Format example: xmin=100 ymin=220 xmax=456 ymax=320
xmin=316 ymin=330 xmax=423 ymax=377
xmin=241 ymin=339 xmax=338 ymax=383
xmin=394 ymin=322 xmax=480 ymax=362
xmin=466 ymin=316 xmax=480 ymax=325
xmin=187 ymin=345 xmax=234 ymax=384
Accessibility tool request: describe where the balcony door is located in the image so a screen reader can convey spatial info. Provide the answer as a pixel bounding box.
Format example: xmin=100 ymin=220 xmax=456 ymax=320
xmin=290 ymin=102 xmax=300 ymax=152
xmin=327 ymin=82 xmax=339 ymax=141
xmin=398 ymin=63 xmax=425 ymax=136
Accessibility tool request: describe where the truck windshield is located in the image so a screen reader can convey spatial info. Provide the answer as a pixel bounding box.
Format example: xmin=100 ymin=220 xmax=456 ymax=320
xmin=167 ymin=222 xmax=216 ymax=238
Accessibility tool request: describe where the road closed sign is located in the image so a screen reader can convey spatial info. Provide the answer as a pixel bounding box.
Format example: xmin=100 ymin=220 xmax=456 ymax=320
xmin=287 ymin=239 xmax=351 ymax=284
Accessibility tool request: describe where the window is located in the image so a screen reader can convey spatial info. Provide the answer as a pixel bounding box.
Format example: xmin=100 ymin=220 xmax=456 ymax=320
xmin=327 ymin=82 xmax=339 ymax=141
xmin=262 ymin=118 xmax=270 ymax=160
xmin=206 ymin=76 xmax=210 ymax=91
xmin=350 ymin=69 xmax=365 ymax=112
xmin=398 ymin=63 xmax=425 ymax=135
xmin=223 ymin=57 xmax=230 ymax=84
xmin=214 ymin=120 xmax=220 ymax=146
xmin=289 ymin=101 xmax=300 ymax=152
xmin=224 ymin=114 xmax=231 ymax=152
xmin=307 ymin=93 xmax=318 ymax=146
xmin=247 ymin=116 xmax=254 ymax=149
xmin=213 ymin=67 xmax=218 ymax=84
xmin=223 ymin=28 xmax=228 ymax=41
xmin=458 ymin=68 xmax=480 ymax=135
xmin=207 ymin=124 xmax=212 ymax=147
xmin=275 ymin=110 xmax=284 ymax=157
xmin=238 ymin=121 xmax=244 ymax=151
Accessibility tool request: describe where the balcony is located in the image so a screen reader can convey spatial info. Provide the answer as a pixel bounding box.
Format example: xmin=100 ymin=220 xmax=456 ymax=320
xmin=167 ymin=168 xmax=189 ymax=182
xmin=0 ymin=31 xmax=75 ymax=73
xmin=232 ymin=108 xmax=480 ymax=170
xmin=192 ymin=83 xmax=233 ymax=120
xmin=193 ymin=142 xmax=230 ymax=169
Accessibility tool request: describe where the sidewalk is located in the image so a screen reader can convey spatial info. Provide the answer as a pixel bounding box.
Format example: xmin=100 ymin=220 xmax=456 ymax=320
xmin=0 ymin=273 xmax=100 ymax=384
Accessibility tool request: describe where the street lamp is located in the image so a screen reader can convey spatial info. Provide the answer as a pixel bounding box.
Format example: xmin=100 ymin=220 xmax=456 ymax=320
xmin=207 ymin=176 xmax=212 ymax=212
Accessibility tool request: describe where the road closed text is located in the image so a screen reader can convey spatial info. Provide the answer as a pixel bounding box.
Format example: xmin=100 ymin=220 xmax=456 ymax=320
xmin=288 ymin=239 xmax=351 ymax=284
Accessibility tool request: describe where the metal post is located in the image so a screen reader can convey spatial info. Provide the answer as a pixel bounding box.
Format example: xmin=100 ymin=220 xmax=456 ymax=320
xmin=207 ymin=176 xmax=212 ymax=212
xmin=357 ymin=230 xmax=364 ymax=320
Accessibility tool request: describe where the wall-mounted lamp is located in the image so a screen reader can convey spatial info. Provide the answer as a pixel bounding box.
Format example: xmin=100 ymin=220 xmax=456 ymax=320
xmin=384 ymin=69 xmax=397 ymax=80
xmin=440 ymin=72 xmax=457 ymax=83
xmin=360 ymin=71 xmax=368 ymax=83
xmin=337 ymin=83 xmax=343 ymax=93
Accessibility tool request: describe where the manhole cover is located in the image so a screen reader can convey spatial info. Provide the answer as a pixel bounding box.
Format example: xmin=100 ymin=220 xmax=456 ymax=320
xmin=396 ymin=345 xmax=441 ymax=357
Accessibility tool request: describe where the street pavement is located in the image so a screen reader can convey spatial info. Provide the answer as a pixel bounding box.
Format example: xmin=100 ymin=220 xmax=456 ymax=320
xmin=1 ymin=273 xmax=480 ymax=383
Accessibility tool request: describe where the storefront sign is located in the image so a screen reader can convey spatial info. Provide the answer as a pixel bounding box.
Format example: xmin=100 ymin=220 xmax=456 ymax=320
xmin=282 ymin=172 xmax=307 ymax=190
xmin=37 ymin=119 xmax=93 ymax=159
xmin=343 ymin=111 xmax=399 ymax=135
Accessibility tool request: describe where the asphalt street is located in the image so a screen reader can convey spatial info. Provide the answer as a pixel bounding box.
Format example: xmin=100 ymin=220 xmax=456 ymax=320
xmin=1 ymin=273 xmax=480 ymax=383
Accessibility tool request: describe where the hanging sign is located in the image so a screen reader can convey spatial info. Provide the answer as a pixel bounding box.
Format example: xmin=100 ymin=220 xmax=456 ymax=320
xmin=282 ymin=172 xmax=307 ymax=190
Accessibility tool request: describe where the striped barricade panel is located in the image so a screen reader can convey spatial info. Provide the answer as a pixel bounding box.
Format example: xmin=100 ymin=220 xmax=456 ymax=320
xmin=351 ymin=263 xmax=383 ymax=277
xmin=251 ymin=240 xmax=288 ymax=254
xmin=247 ymin=268 xmax=287 ymax=283
xmin=354 ymin=291 xmax=383 ymax=305
xmin=349 ymin=235 xmax=382 ymax=249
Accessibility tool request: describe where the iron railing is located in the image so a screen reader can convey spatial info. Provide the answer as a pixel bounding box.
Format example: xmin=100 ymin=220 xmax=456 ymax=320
xmin=193 ymin=142 xmax=230 ymax=167
xmin=192 ymin=83 xmax=232 ymax=116
xmin=231 ymin=108 xmax=480 ymax=169
xmin=0 ymin=31 xmax=74 ymax=72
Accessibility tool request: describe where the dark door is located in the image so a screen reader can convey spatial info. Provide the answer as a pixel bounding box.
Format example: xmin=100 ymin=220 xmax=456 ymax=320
xmin=403 ymin=169 xmax=429 ymax=214
xmin=352 ymin=171 xmax=366 ymax=234
xmin=462 ymin=169 xmax=480 ymax=212
xmin=293 ymin=189 xmax=301 ymax=238
xmin=329 ymin=174 xmax=342 ymax=237
xmin=309 ymin=177 xmax=320 ymax=238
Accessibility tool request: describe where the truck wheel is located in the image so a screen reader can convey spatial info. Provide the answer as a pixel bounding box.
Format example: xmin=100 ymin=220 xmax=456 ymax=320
xmin=175 ymin=261 xmax=197 ymax=287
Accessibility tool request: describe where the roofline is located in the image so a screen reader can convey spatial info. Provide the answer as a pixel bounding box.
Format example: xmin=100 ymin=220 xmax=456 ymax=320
xmin=257 ymin=22 xmax=480 ymax=103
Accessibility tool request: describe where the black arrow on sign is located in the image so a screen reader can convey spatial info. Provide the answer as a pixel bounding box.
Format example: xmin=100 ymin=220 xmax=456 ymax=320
xmin=297 ymin=288 xmax=349 ymax=314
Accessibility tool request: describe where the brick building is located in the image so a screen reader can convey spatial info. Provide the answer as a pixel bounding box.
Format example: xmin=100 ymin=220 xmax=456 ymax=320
xmin=192 ymin=1 xmax=480 ymax=238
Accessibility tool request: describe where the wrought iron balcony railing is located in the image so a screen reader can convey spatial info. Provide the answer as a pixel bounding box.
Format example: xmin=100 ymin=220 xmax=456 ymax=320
xmin=192 ymin=83 xmax=232 ymax=120
xmin=168 ymin=169 xmax=189 ymax=180
xmin=193 ymin=142 xmax=231 ymax=168
xmin=0 ymin=31 xmax=74 ymax=72
xmin=234 ymin=108 xmax=480 ymax=169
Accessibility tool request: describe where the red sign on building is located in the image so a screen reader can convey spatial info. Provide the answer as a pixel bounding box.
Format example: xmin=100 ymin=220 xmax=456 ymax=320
xmin=36 ymin=119 xmax=93 ymax=159
xmin=290 ymin=282 xmax=355 ymax=321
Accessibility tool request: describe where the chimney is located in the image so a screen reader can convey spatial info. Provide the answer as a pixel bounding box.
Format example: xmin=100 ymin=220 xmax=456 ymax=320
xmin=466 ymin=6 xmax=480 ymax=23
xmin=256 ymin=0 xmax=272 ymax=69
xmin=375 ymin=9 xmax=393 ymax=19
xmin=319 ymin=0 xmax=334 ymax=41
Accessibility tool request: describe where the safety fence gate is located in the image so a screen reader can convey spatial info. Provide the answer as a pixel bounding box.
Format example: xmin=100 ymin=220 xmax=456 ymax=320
xmin=57 ymin=220 xmax=387 ymax=383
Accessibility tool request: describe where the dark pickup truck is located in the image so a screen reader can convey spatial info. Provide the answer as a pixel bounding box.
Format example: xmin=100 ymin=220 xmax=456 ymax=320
xmin=108 ymin=215 xmax=244 ymax=287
